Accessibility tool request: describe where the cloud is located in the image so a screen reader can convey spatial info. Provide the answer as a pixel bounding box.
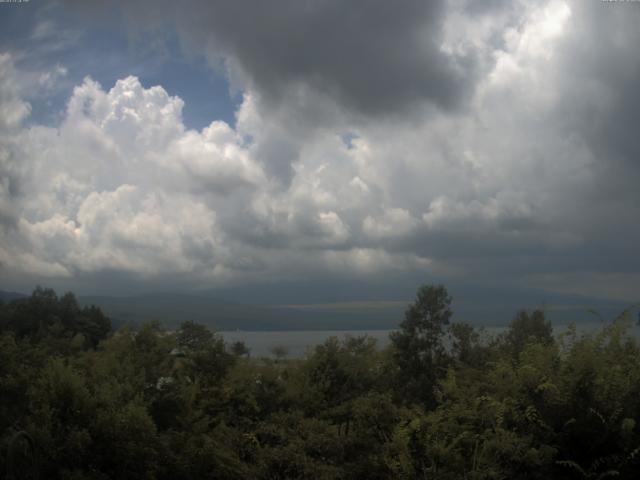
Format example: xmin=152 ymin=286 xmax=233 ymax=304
xmin=0 ymin=65 xmax=251 ymax=283
xmin=113 ymin=0 xmax=479 ymax=115
xmin=2 ymin=0 xmax=640 ymax=304
xmin=0 ymin=54 xmax=31 ymax=130
xmin=0 ymin=60 xmax=431 ymax=288
xmin=363 ymin=208 xmax=417 ymax=239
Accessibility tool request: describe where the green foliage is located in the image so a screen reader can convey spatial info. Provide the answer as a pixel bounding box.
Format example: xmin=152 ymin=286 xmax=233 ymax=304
xmin=390 ymin=284 xmax=452 ymax=407
xmin=448 ymin=321 xmax=489 ymax=366
xmin=1 ymin=286 xmax=640 ymax=479
xmin=230 ymin=340 xmax=250 ymax=357
xmin=502 ymin=309 xmax=554 ymax=358
xmin=0 ymin=287 xmax=110 ymax=350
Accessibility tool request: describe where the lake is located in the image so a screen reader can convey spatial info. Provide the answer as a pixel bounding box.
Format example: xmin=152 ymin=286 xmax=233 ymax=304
xmin=220 ymin=321 xmax=640 ymax=358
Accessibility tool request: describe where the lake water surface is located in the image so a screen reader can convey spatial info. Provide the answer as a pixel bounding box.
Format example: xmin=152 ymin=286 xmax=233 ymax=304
xmin=220 ymin=321 xmax=640 ymax=358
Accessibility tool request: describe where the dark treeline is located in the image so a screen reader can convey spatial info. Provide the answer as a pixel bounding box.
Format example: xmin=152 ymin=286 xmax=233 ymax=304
xmin=1 ymin=285 xmax=639 ymax=479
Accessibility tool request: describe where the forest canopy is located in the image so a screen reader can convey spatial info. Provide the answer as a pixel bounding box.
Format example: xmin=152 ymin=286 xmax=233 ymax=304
xmin=1 ymin=285 xmax=639 ymax=479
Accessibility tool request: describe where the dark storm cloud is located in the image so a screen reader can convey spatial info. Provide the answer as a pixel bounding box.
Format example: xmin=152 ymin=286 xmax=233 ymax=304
xmin=545 ymin=0 xmax=640 ymax=271
xmin=198 ymin=0 xmax=474 ymax=113
xmin=555 ymin=1 xmax=640 ymax=172
xmin=72 ymin=0 xmax=479 ymax=115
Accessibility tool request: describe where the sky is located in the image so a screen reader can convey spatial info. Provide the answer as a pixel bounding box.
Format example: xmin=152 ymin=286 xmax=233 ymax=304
xmin=0 ymin=0 xmax=639 ymax=315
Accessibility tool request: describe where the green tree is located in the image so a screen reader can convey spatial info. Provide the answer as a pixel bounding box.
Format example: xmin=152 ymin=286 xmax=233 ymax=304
xmin=270 ymin=345 xmax=290 ymax=361
xmin=448 ymin=321 xmax=486 ymax=366
xmin=230 ymin=340 xmax=250 ymax=357
xmin=503 ymin=309 xmax=553 ymax=358
xmin=176 ymin=320 xmax=215 ymax=352
xmin=390 ymin=284 xmax=452 ymax=407
xmin=0 ymin=288 xmax=110 ymax=349
xmin=176 ymin=321 xmax=235 ymax=389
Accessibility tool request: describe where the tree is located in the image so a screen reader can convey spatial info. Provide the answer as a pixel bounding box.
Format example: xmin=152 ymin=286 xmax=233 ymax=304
xmin=390 ymin=284 xmax=452 ymax=407
xmin=176 ymin=321 xmax=235 ymax=388
xmin=270 ymin=345 xmax=290 ymax=361
xmin=230 ymin=340 xmax=250 ymax=357
xmin=448 ymin=321 xmax=485 ymax=366
xmin=503 ymin=309 xmax=553 ymax=358
xmin=176 ymin=321 xmax=215 ymax=352
xmin=0 ymin=288 xmax=110 ymax=350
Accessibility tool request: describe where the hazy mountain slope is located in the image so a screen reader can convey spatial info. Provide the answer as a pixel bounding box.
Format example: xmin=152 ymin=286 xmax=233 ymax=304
xmin=0 ymin=290 xmax=27 ymax=303
xmin=78 ymin=293 xmax=403 ymax=331
xmin=2 ymin=288 xmax=631 ymax=331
